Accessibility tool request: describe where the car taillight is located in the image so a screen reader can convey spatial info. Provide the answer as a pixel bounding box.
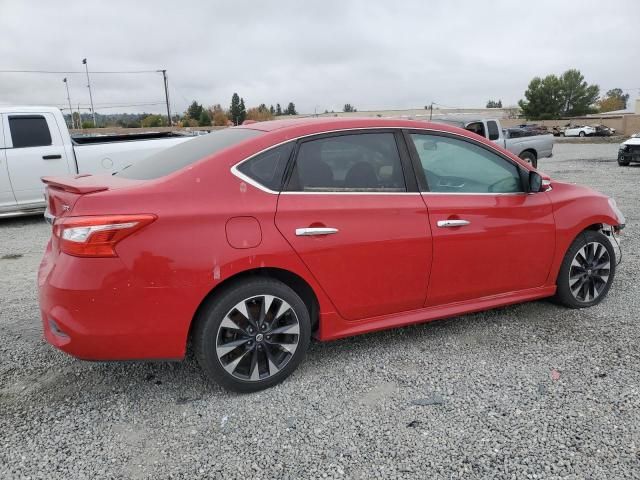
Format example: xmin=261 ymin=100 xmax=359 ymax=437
xmin=53 ymin=214 xmax=156 ymax=257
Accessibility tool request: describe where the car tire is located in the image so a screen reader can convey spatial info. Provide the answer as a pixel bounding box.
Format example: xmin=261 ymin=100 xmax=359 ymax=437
xmin=519 ymin=151 xmax=538 ymax=169
xmin=554 ymin=230 xmax=616 ymax=309
xmin=579 ymin=131 xmax=585 ymax=137
xmin=618 ymin=157 xmax=630 ymax=166
xmin=193 ymin=278 xmax=311 ymax=392
xmin=560 ymin=132 xmax=565 ymax=137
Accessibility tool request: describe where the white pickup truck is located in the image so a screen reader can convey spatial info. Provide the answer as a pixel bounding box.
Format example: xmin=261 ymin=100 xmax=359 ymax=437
xmin=0 ymin=106 xmax=195 ymax=218
xmin=433 ymin=118 xmax=554 ymax=168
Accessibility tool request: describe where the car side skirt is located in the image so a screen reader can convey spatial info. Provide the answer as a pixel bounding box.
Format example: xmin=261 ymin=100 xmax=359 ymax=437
xmin=317 ymin=285 xmax=557 ymax=341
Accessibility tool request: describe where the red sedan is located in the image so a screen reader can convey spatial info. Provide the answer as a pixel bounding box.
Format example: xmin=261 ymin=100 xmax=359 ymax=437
xmin=38 ymin=118 xmax=625 ymax=392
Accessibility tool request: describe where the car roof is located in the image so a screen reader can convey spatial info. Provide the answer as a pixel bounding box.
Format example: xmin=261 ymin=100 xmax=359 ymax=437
xmin=237 ymin=116 xmax=470 ymax=136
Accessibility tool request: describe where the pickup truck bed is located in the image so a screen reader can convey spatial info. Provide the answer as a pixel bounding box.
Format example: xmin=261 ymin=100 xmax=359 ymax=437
xmin=0 ymin=106 xmax=195 ymax=218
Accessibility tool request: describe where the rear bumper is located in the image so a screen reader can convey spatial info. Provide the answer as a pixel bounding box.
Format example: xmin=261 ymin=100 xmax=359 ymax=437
xmin=38 ymin=240 xmax=190 ymax=361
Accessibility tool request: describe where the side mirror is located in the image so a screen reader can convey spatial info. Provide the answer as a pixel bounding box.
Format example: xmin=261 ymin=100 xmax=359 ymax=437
xmin=529 ymin=171 xmax=542 ymax=193
xmin=422 ymin=140 xmax=438 ymax=151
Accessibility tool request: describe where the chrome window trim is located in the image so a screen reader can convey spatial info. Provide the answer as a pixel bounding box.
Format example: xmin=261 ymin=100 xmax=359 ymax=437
xmin=229 ymin=126 xmax=531 ymax=196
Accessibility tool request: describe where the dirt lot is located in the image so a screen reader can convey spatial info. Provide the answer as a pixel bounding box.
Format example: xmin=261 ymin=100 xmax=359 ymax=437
xmin=1 ymin=143 xmax=639 ymax=479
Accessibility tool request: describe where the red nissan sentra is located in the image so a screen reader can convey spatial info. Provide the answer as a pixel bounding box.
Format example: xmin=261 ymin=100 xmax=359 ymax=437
xmin=38 ymin=118 xmax=625 ymax=392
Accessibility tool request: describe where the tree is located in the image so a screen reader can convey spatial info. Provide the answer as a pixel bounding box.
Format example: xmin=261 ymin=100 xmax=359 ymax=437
xmin=181 ymin=116 xmax=194 ymax=127
xmin=141 ymin=114 xmax=165 ymax=128
xmin=598 ymin=88 xmax=630 ymax=112
xmin=343 ymin=103 xmax=356 ymax=112
xmin=269 ymin=105 xmax=275 ymax=115
xmin=286 ymin=102 xmax=297 ymax=115
xmin=558 ymin=69 xmax=599 ymax=117
xmin=210 ymin=104 xmax=229 ymax=126
xmin=239 ymin=98 xmax=247 ymax=124
xmin=198 ymin=110 xmax=212 ymax=126
xmin=187 ymin=101 xmax=204 ymax=120
xmin=246 ymin=107 xmax=273 ymax=122
xmin=486 ymin=99 xmax=502 ymax=108
xmin=518 ymin=75 xmax=564 ymax=120
xmin=518 ymin=69 xmax=599 ymax=119
xmin=229 ymin=93 xmax=241 ymax=125
xmin=276 ymin=103 xmax=282 ymax=116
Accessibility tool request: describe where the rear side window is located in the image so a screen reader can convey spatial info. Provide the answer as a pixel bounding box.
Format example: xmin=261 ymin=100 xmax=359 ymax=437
xmin=287 ymin=133 xmax=406 ymax=192
xmin=236 ymin=142 xmax=294 ymax=191
xmin=116 ymin=128 xmax=262 ymax=180
xmin=9 ymin=116 xmax=52 ymax=148
xmin=487 ymin=121 xmax=500 ymax=141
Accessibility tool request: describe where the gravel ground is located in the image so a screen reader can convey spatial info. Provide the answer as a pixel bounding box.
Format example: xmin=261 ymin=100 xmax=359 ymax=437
xmin=1 ymin=143 xmax=639 ymax=479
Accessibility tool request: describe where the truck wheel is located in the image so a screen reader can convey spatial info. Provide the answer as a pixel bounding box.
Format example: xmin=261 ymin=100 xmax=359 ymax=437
xmin=193 ymin=278 xmax=311 ymax=392
xmin=519 ymin=151 xmax=538 ymax=169
xmin=554 ymin=230 xmax=616 ymax=309
xmin=579 ymin=131 xmax=586 ymax=137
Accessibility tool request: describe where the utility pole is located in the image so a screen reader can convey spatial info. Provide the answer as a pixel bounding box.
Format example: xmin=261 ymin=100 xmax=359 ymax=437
xmin=63 ymin=78 xmax=74 ymax=129
xmin=82 ymin=58 xmax=97 ymax=127
xmin=429 ymin=102 xmax=434 ymax=121
xmin=77 ymin=103 xmax=82 ymax=129
xmin=159 ymin=69 xmax=172 ymax=126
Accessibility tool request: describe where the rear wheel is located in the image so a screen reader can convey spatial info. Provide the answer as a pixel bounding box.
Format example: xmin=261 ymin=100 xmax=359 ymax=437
xmin=579 ymin=131 xmax=586 ymax=137
xmin=193 ymin=278 xmax=311 ymax=392
xmin=519 ymin=151 xmax=538 ymax=169
xmin=554 ymin=230 xmax=615 ymax=308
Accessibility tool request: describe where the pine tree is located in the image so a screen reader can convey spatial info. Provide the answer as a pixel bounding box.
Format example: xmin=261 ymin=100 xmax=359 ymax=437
xmin=276 ymin=103 xmax=282 ymax=116
xmin=198 ymin=110 xmax=211 ymax=126
xmin=269 ymin=105 xmax=275 ymax=115
xmin=187 ymin=101 xmax=203 ymax=120
xmin=239 ymin=98 xmax=247 ymax=124
xmin=286 ymin=102 xmax=297 ymax=115
xmin=229 ymin=93 xmax=241 ymax=125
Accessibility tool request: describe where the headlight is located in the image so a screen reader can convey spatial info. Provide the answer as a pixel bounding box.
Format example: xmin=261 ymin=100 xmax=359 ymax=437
xmin=608 ymin=198 xmax=626 ymax=226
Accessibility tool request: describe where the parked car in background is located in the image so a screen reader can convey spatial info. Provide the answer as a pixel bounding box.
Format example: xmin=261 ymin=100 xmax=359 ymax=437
xmin=0 ymin=106 xmax=196 ymax=218
xmin=618 ymin=135 xmax=640 ymax=166
xmin=593 ymin=124 xmax=616 ymax=136
xmin=38 ymin=117 xmax=624 ymax=392
xmin=433 ymin=118 xmax=554 ymax=168
xmin=563 ymin=125 xmax=596 ymax=137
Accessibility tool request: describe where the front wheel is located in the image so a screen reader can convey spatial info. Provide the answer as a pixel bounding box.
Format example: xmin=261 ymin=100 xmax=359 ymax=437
xmin=193 ymin=278 xmax=311 ymax=392
xmin=519 ymin=151 xmax=538 ymax=169
xmin=579 ymin=131 xmax=586 ymax=137
xmin=618 ymin=156 xmax=630 ymax=166
xmin=554 ymin=230 xmax=616 ymax=308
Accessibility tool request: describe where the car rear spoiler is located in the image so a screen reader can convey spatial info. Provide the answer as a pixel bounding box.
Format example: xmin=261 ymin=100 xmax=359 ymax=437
xmin=41 ymin=175 xmax=109 ymax=194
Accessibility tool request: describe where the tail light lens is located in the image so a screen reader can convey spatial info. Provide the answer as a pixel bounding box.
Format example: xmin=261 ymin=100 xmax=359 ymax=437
xmin=53 ymin=214 xmax=156 ymax=257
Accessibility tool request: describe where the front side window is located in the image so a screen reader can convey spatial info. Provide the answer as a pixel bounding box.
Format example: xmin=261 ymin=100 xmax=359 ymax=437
xmin=9 ymin=116 xmax=52 ymax=148
xmin=236 ymin=142 xmax=294 ymax=191
xmin=287 ymin=133 xmax=406 ymax=192
xmin=410 ymin=133 xmax=523 ymax=194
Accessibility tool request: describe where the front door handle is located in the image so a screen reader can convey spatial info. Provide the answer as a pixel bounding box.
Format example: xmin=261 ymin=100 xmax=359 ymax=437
xmin=295 ymin=227 xmax=339 ymax=236
xmin=42 ymin=154 xmax=62 ymax=160
xmin=437 ymin=219 xmax=470 ymax=228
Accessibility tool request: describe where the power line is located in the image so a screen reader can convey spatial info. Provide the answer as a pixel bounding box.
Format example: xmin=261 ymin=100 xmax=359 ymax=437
xmin=0 ymin=69 xmax=161 ymax=74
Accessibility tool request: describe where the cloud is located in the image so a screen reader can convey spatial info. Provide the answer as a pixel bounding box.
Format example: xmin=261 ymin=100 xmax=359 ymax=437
xmin=0 ymin=0 xmax=638 ymax=115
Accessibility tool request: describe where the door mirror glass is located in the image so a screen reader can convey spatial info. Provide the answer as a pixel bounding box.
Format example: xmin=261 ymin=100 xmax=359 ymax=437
xmin=529 ymin=171 xmax=542 ymax=192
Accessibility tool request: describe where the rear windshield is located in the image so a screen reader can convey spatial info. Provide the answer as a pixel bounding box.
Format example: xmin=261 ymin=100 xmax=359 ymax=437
xmin=115 ymin=128 xmax=263 ymax=180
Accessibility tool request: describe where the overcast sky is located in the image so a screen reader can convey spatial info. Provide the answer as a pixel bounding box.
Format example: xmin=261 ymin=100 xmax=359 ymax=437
xmin=1 ymin=0 xmax=638 ymax=116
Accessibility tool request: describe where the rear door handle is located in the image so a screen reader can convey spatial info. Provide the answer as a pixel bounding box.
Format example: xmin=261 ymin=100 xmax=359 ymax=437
xmin=295 ymin=227 xmax=339 ymax=236
xmin=42 ymin=154 xmax=62 ymax=160
xmin=437 ymin=219 xmax=470 ymax=228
